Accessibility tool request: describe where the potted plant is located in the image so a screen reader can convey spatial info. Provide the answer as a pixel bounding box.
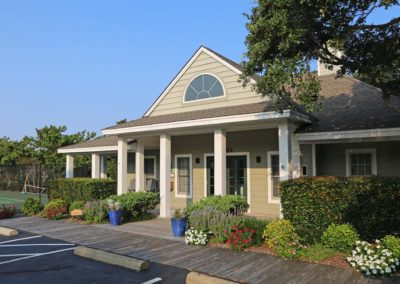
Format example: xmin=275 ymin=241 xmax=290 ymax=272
xmin=170 ymin=208 xmax=187 ymax=237
xmin=107 ymin=199 xmax=122 ymax=226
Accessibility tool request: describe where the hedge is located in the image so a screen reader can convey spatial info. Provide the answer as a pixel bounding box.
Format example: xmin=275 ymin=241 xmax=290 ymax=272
xmin=47 ymin=178 xmax=117 ymax=205
xmin=109 ymin=192 xmax=159 ymax=221
xmin=183 ymin=195 xmax=249 ymax=217
xmin=281 ymin=176 xmax=400 ymax=242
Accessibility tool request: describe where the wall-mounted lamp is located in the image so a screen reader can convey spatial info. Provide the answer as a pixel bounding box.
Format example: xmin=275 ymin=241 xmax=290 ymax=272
xmin=256 ymin=156 xmax=261 ymax=163
xmin=195 ymin=157 xmax=200 ymax=164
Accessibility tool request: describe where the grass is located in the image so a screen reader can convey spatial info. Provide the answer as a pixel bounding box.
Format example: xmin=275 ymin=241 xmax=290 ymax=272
xmin=301 ymin=243 xmax=336 ymax=262
xmin=0 ymin=190 xmax=48 ymax=209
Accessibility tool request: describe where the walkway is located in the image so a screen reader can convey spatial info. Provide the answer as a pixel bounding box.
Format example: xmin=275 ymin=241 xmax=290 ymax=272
xmin=0 ymin=217 xmax=391 ymax=284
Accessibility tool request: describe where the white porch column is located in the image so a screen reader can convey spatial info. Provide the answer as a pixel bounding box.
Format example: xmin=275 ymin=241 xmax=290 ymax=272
xmin=135 ymin=139 xmax=145 ymax=191
xmin=91 ymin=153 xmax=100 ymax=179
xmin=290 ymin=125 xmax=301 ymax=178
xmin=278 ymin=122 xmax=291 ymax=181
xmin=159 ymin=134 xmax=171 ymax=218
xmin=100 ymin=156 xmax=108 ymax=179
xmin=214 ymin=129 xmax=227 ymax=196
xmin=312 ymin=144 xmax=317 ymax=176
xmin=66 ymin=155 xmax=74 ymax=178
xmin=117 ymin=137 xmax=128 ymax=195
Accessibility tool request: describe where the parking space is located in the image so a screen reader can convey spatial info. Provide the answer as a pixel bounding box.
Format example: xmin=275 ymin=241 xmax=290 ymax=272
xmin=0 ymin=231 xmax=188 ymax=284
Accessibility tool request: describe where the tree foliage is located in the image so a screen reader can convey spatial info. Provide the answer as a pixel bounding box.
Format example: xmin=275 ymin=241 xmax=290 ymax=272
xmin=242 ymin=0 xmax=400 ymax=111
xmin=0 ymin=125 xmax=95 ymax=166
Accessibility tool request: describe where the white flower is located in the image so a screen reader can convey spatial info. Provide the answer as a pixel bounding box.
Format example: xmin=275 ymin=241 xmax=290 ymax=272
xmin=372 ymin=269 xmax=377 ymax=274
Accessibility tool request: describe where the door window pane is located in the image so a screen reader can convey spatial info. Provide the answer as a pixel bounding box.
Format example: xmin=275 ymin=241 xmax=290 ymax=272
xmin=144 ymin=158 xmax=155 ymax=177
xmin=270 ymin=154 xmax=280 ymax=199
xmin=177 ymin=157 xmax=191 ymax=195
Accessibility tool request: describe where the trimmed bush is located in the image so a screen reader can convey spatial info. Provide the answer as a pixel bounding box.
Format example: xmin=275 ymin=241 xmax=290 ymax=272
xmin=184 ymin=195 xmax=249 ymax=217
xmin=321 ymin=224 xmax=359 ymax=253
xmin=109 ymin=192 xmax=159 ymax=221
xmin=263 ymin=220 xmax=302 ymax=258
xmin=83 ymin=200 xmax=108 ymax=223
xmin=281 ymin=176 xmax=400 ymax=241
xmin=21 ymin=198 xmax=43 ymax=216
xmin=47 ymin=178 xmax=117 ymax=205
xmin=382 ymin=235 xmax=400 ymax=259
xmin=40 ymin=199 xmax=68 ymax=220
xmin=301 ymin=243 xmax=335 ymax=262
xmin=0 ymin=205 xmax=16 ymax=219
xmin=69 ymin=200 xmax=85 ymax=213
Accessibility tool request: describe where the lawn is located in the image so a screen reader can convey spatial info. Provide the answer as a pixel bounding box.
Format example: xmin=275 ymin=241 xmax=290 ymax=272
xmin=0 ymin=190 xmax=48 ymax=209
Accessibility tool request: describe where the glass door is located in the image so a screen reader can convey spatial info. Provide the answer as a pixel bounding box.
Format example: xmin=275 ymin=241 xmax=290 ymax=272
xmin=206 ymin=156 xmax=215 ymax=196
xmin=227 ymin=156 xmax=247 ymax=197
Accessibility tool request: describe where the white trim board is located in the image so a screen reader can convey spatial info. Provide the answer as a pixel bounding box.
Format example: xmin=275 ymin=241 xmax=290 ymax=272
xmin=144 ymin=46 xmax=257 ymax=117
xmin=58 ymin=146 xmax=118 ymax=154
xmin=296 ymin=128 xmax=400 ymax=142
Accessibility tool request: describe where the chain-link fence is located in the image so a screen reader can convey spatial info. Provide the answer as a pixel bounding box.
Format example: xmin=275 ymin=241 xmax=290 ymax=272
xmin=0 ymin=164 xmax=91 ymax=192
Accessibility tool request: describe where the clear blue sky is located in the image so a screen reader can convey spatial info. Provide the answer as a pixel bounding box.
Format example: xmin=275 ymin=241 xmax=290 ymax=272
xmin=1 ymin=1 xmax=399 ymax=140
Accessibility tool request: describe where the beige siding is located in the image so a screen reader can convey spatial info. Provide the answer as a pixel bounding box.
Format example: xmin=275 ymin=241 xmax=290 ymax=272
xmin=149 ymin=51 xmax=266 ymax=116
xmin=169 ymin=129 xmax=281 ymax=219
xmin=316 ymin=141 xmax=400 ymax=176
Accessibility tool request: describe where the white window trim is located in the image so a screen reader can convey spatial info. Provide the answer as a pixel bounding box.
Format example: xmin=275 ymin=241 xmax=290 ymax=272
xmin=175 ymin=154 xmax=193 ymax=198
xmin=267 ymin=151 xmax=280 ymax=204
xmin=345 ymin=148 xmax=377 ymax=177
xmin=182 ymin=72 xmax=226 ymax=104
xmin=203 ymin=152 xmax=251 ymax=207
xmin=144 ymin=156 xmax=157 ymax=180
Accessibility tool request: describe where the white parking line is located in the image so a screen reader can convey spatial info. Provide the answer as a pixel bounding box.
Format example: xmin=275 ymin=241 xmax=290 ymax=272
xmin=0 ymin=247 xmax=76 ymax=265
xmin=141 ymin=277 xmax=162 ymax=284
xmin=0 ymin=243 xmax=75 ymax=247
xmin=0 ymin=253 xmax=40 ymax=257
xmin=0 ymin=235 xmax=42 ymax=244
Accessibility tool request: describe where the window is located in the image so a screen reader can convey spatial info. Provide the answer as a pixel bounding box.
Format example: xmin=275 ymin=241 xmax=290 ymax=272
xmin=346 ymin=149 xmax=377 ymax=177
xmin=268 ymin=152 xmax=280 ymax=203
xmin=184 ymin=74 xmax=224 ymax=102
xmin=144 ymin=157 xmax=156 ymax=179
xmin=175 ymin=155 xmax=192 ymax=198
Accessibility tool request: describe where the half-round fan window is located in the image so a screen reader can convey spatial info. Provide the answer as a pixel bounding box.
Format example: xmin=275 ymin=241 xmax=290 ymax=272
xmin=185 ymin=74 xmax=224 ymax=102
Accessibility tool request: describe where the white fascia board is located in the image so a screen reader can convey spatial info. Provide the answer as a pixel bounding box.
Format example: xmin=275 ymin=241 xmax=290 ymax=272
xmin=296 ymin=127 xmax=400 ymax=141
xmin=102 ymin=110 xmax=292 ymax=136
xmin=144 ymin=47 xmax=257 ymax=117
xmin=58 ymin=146 xmax=118 ymax=154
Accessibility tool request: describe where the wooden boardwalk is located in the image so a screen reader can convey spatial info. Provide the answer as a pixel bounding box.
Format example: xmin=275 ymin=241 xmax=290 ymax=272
xmin=0 ymin=217 xmax=391 ymax=284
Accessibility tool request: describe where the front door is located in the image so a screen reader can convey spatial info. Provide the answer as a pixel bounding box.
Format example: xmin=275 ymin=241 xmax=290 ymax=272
xmin=206 ymin=155 xmax=247 ymax=198
xmin=227 ymin=156 xmax=247 ymax=197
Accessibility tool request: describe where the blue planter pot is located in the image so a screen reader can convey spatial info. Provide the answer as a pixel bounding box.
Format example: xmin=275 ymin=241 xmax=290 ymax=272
xmin=108 ymin=210 xmax=122 ymax=226
xmin=171 ymin=218 xmax=187 ymax=237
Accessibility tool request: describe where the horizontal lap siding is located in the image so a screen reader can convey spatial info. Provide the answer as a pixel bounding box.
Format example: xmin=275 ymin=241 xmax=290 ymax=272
xmin=169 ymin=129 xmax=281 ymax=219
xmin=149 ymin=52 xmax=265 ymax=117
xmin=316 ymin=141 xmax=400 ymax=176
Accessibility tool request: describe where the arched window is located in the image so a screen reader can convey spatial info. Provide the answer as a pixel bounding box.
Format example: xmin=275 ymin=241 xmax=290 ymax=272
xmin=184 ymin=74 xmax=224 ymax=102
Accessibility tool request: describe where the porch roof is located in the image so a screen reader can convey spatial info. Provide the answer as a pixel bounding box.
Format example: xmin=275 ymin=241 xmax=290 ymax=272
xmin=58 ymin=135 xmax=119 ymax=154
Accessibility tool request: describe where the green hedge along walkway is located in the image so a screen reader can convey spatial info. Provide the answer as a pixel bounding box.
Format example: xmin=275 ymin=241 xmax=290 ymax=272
xmin=0 ymin=217 xmax=394 ymax=284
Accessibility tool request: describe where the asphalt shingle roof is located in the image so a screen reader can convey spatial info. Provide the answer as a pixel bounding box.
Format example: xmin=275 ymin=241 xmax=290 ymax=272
xmin=59 ymin=135 xmax=118 ymax=150
xmin=297 ymin=75 xmax=400 ymax=133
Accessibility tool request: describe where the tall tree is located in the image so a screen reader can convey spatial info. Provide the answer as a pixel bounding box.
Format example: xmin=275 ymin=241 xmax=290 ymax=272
xmin=242 ymin=0 xmax=400 ymax=111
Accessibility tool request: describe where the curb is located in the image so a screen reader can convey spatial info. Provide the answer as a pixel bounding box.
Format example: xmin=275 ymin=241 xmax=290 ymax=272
xmin=0 ymin=226 xmax=19 ymax=237
xmin=186 ymin=272 xmax=242 ymax=284
xmin=74 ymin=246 xmax=149 ymax=272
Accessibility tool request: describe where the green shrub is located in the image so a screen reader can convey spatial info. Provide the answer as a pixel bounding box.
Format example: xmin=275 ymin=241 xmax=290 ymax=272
xmin=40 ymin=199 xmax=68 ymax=220
xmin=263 ymin=220 xmax=302 ymax=258
xmin=281 ymin=176 xmax=400 ymax=241
xmin=69 ymin=200 xmax=85 ymax=213
xmin=184 ymin=195 xmax=249 ymax=217
xmin=241 ymin=217 xmax=270 ymax=246
xmin=301 ymin=243 xmax=335 ymax=262
xmin=208 ymin=212 xmax=245 ymax=244
xmin=21 ymin=198 xmax=43 ymax=216
xmin=321 ymin=224 xmax=359 ymax=253
xmin=47 ymin=178 xmax=117 ymax=206
xmin=83 ymin=200 xmax=108 ymax=223
xmin=188 ymin=206 xmax=222 ymax=232
xmin=109 ymin=192 xmax=159 ymax=221
xmin=382 ymin=235 xmax=400 ymax=259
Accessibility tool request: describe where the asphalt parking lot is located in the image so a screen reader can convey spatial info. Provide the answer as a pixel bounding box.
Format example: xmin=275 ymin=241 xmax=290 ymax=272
xmin=0 ymin=231 xmax=189 ymax=284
